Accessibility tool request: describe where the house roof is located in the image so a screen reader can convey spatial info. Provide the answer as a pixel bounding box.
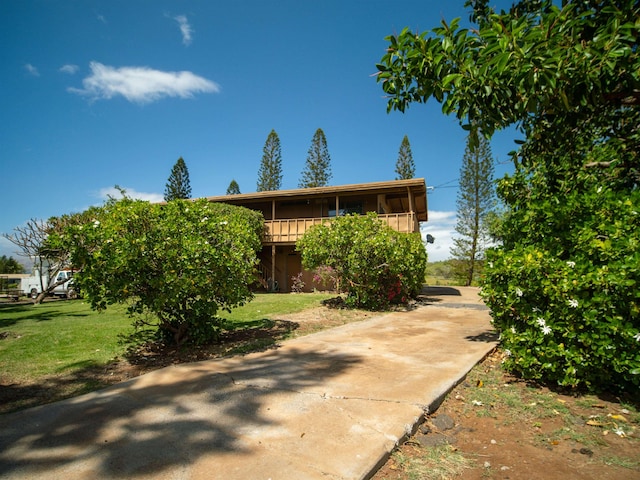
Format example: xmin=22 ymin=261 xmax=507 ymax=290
xmin=204 ymin=178 xmax=428 ymax=222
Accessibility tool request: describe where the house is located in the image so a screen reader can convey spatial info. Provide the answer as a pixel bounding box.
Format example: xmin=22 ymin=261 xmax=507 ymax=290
xmin=205 ymin=178 xmax=428 ymax=292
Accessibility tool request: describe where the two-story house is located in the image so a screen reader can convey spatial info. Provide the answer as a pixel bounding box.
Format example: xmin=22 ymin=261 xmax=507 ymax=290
xmin=205 ymin=178 xmax=428 ymax=292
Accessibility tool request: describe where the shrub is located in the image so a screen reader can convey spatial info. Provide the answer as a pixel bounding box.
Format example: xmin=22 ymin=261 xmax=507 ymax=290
xmin=296 ymin=213 xmax=427 ymax=310
xmin=482 ymin=167 xmax=640 ymax=393
xmin=58 ymin=197 xmax=264 ymax=346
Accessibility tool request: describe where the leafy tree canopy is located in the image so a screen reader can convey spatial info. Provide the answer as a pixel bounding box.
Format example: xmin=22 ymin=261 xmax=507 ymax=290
xmin=376 ymin=0 xmax=639 ymax=144
xmin=297 ymin=213 xmax=427 ymax=310
xmin=0 ymin=255 xmax=24 ymax=274
xmin=57 ymin=197 xmax=264 ymax=346
xmin=377 ymin=0 xmax=640 ymax=392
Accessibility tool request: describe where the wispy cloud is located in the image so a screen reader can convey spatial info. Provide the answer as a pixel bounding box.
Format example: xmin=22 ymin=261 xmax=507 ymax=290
xmin=59 ymin=64 xmax=79 ymax=74
xmin=421 ymin=210 xmax=457 ymax=262
xmin=174 ymin=15 xmax=193 ymax=46
xmin=97 ymin=186 xmax=164 ymax=203
xmin=24 ymin=63 xmax=40 ymax=76
xmin=69 ymin=62 xmax=220 ymax=104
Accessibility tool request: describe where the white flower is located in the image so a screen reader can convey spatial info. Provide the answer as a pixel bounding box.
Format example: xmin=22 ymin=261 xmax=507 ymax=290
xmin=566 ymin=261 xmax=576 ymax=268
xmin=488 ymin=261 xmax=494 ymax=268
xmin=472 ymin=400 xmax=484 ymax=406
xmin=515 ymin=288 xmax=523 ymax=297
xmin=201 ymin=216 xmax=208 ymax=222
xmin=510 ymin=326 xmax=517 ymax=334
xmin=536 ymin=317 xmax=546 ymax=327
xmin=541 ymin=325 xmax=552 ymax=335
xmin=93 ymin=220 xmax=100 ymax=228
xmin=568 ymin=299 xmax=579 ymax=308
xmin=504 ymin=349 xmax=512 ymax=357
xmin=219 ymin=221 xmax=228 ymax=225
xmin=633 ymin=332 xmax=640 ymax=342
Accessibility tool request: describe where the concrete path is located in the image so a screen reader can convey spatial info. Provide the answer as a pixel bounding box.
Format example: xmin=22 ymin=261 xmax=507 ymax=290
xmin=0 ymin=287 xmax=497 ymax=480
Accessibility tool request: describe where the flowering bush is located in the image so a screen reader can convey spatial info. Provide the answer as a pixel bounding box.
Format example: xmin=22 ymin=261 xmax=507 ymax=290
xmin=312 ymin=265 xmax=339 ymax=292
xmin=290 ymin=273 xmax=305 ymax=293
xmin=57 ymin=198 xmax=264 ymax=346
xmin=296 ymin=212 xmax=427 ymax=310
xmin=482 ymin=158 xmax=640 ymax=393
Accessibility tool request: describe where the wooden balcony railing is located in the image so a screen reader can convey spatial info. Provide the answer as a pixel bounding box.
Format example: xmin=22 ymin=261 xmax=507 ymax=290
xmin=263 ymin=213 xmax=418 ymax=244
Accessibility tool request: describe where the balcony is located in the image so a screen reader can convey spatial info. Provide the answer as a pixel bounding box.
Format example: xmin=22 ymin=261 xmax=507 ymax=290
xmin=263 ymin=213 xmax=419 ymax=244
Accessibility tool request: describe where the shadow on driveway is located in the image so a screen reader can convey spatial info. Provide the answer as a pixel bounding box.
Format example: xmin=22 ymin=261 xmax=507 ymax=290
xmin=0 ymin=347 xmax=362 ymax=478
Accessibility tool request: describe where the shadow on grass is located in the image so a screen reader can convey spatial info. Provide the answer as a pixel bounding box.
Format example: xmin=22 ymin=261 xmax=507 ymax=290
xmin=1 ymin=318 xmax=303 ymax=417
xmin=0 ymin=361 xmax=119 ymax=414
xmin=0 ymin=301 xmax=88 ymax=327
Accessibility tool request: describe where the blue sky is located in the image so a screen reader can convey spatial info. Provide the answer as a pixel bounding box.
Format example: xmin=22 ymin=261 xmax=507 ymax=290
xmin=1 ymin=0 xmax=518 ymax=264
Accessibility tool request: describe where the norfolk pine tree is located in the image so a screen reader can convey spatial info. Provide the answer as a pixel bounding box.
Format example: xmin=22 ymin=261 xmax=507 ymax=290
xmin=164 ymin=157 xmax=192 ymax=201
xmin=257 ymin=130 xmax=283 ymax=192
xmin=450 ymin=133 xmax=495 ymax=286
xmin=299 ymin=128 xmax=332 ymax=188
xmin=395 ymin=135 xmax=415 ymax=179
xmin=226 ymin=180 xmax=241 ymax=195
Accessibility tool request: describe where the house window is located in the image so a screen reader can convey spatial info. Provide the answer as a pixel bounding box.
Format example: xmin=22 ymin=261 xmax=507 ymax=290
xmin=329 ymin=201 xmax=363 ymax=217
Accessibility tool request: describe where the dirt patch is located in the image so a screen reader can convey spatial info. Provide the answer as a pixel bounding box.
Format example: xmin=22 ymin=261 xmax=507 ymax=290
xmin=372 ymin=349 xmax=640 ymax=480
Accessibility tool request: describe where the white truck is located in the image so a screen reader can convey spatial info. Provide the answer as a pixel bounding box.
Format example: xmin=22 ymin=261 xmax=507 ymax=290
xmin=20 ymin=269 xmax=77 ymax=299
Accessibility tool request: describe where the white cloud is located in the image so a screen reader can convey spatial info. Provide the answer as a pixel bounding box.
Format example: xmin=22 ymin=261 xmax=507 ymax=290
xmin=24 ymin=63 xmax=39 ymax=76
xmin=69 ymin=62 xmax=220 ymax=104
xmin=174 ymin=15 xmax=193 ymax=46
xmin=420 ymin=210 xmax=457 ymax=262
xmin=97 ymin=187 xmax=164 ymax=203
xmin=59 ymin=64 xmax=79 ymax=74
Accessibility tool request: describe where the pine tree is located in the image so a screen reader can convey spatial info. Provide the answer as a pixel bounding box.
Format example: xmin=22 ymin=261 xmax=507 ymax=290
xmin=164 ymin=157 xmax=192 ymax=201
xmin=226 ymin=179 xmax=241 ymax=195
xmin=257 ymin=130 xmax=283 ymax=191
xmin=395 ymin=135 xmax=416 ymax=180
xmin=450 ymin=133 xmax=496 ymax=286
xmin=299 ymin=128 xmax=332 ymax=188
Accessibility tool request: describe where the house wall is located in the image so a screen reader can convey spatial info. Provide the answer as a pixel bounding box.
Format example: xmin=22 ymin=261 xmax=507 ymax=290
xmin=215 ymin=179 xmax=428 ymax=294
xmin=257 ymin=245 xmax=331 ymax=294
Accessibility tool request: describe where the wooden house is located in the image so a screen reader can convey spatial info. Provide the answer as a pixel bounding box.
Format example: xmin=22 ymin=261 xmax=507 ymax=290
xmin=205 ymin=178 xmax=428 ymax=292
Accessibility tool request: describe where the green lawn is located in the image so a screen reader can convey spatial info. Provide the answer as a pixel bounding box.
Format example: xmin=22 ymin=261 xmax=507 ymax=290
xmin=0 ymin=293 xmax=334 ymax=384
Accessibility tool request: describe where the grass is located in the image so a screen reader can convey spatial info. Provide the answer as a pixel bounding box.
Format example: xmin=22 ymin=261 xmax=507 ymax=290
xmin=0 ymin=293 xmax=334 ymax=387
xmin=389 ymin=445 xmax=471 ymax=480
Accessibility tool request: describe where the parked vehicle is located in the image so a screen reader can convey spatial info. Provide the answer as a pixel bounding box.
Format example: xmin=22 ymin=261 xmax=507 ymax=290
xmin=20 ymin=269 xmax=77 ymax=299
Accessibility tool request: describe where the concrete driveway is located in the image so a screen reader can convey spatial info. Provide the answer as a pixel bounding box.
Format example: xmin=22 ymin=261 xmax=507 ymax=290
xmin=0 ymin=286 xmax=497 ymax=480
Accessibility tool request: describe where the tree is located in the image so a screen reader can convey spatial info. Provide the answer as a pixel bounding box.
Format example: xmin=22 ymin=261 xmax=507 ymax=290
xmin=395 ymin=135 xmax=415 ymax=180
xmin=164 ymin=157 xmax=192 ymax=201
xmin=297 ymin=213 xmax=427 ymax=310
xmin=226 ymin=179 xmax=241 ymax=195
xmin=450 ymin=132 xmax=495 ymax=286
xmin=257 ymin=130 xmax=283 ymax=191
xmin=2 ymin=218 xmax=72 ymax=303
xmin=58 ymin=198 xmax=264 ymax=346
xmin=376 ymin=1 xmax=640 ymax=392
xmin=299 ymin=128 xmax=332 ymax=188
xmin=0 ymin=255 xmax=24 ymax=274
